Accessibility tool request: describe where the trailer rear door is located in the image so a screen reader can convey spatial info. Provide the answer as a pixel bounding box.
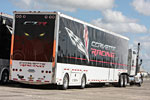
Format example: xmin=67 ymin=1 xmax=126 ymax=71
xmin=11 ymin=13 xmax=56 ymax=84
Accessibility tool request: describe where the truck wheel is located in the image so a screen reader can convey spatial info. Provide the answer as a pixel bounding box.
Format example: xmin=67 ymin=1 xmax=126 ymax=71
xmin=1 ymin=71 xmax=9 ymax=85
xmin=61 ymin=74 xmax=69 ymax=90
xmin=137 ymin=82 xmax=142 ymax=87
xmin=80 ymin=75 xmax=86 ymax=89
xmin=130 ymin=82 xmax=134 ymax=86
xmin=119 ymin=75 xmax=124 ymax=87
xmin=123 ymin=75 xmax=127 ymax=87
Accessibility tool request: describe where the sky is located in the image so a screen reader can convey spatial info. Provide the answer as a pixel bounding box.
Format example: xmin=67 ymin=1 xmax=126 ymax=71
xmin=1 ymin=0 xmax=150 ymax=72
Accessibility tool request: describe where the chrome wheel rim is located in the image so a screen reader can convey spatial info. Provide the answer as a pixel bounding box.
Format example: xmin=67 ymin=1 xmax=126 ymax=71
xmin=81 ymin=77 xmax=86 ymax=88
xmin=63 ymin=76 xmax=68 ymax=89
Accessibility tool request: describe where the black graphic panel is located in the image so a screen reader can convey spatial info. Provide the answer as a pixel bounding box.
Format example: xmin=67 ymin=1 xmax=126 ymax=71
xmin=57 ymin=17 xmax=128 ymax=69
xmin=0 ymin=15 xmax=12 ymax=59
xmin=13 ymin=14 xmax=55 ymax=62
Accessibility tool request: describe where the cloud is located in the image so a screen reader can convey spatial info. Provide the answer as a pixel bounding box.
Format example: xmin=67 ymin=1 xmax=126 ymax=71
xmin=90 ymin=8 xmax=149 ymax=71
xmin=10 ymin=0 xmax=115 ymax=12
xmin=140 ymin=52 xmax=150 ymax=72
xmin=135 ymin=36 xmax=150 ymax=50
xmin=91 ymin=10 xmax=147 ymax=34
xmin=132 ymin=0 xmax=150 ymax=16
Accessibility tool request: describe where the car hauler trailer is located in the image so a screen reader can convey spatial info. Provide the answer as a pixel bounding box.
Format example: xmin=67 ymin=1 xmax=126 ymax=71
xmin=0 ymin=13 xmax=12 ymax=84
xmin=10 ymin=11 xmax=129 ymax=89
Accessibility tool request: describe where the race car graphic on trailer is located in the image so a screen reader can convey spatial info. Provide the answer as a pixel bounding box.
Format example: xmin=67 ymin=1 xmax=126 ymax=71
xmin=65 ymin=25 xmax=89 ymax=62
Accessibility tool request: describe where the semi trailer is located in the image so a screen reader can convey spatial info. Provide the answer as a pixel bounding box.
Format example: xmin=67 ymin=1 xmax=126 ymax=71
xmin=0 ymin=13 xmax=12 ymax=84
xmin=10 ymin=11 xmax=140 ymax=89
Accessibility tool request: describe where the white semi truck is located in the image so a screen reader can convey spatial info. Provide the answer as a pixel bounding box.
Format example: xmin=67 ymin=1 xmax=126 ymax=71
xmin=128 ymin=47 xmax=143 ymax=86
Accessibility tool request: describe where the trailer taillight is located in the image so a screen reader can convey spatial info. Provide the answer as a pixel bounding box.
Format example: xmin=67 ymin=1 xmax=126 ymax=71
xmin=12 ymin=69 xmax=18 ymax=71
xmin=49 ymin=16 xmax=55 ymax=19
xmin=44 ymin=15 xmax=55 ymax=19
xmin=23 ymin=15 xmax=26 ymax=18
xmin=41 ymin=70 xmax=44 ymax=73
xmin=44 ymin=16 xmax=48 ymax=19
xmin=16 ymin=15 xmax=22 ymax=18
xmin=46 ymin=71 xmax=48 ymax=73
xmin=41 ymin=70 xmax=51 ymax=74
xmin=19 ymin=69 xmax=22 ymax=72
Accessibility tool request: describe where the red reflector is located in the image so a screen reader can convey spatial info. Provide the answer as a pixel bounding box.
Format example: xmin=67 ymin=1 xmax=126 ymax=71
xmin=44 ymin=81 xmax=49 ymax=83
xmin=13 ymin=78 xmax=18 ymax=80
xmin=36 ymin=80 xmax=41 ymax=82
xmin=21 ymin=79 xmax=25 ymax=81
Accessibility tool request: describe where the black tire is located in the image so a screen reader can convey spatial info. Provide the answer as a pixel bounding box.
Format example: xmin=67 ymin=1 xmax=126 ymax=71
xmin=123 ymin=75 xmax=128 ymax=87
xmin=137 ymin=82 xmax=142 ymax=87
xmin=129 ymin=82 xmax=134 ymax=86
xmin=118 ymin=75 xmax=124 ymax=87
xmin=80 ymin=75 xmax=86 ymax=89
xmin=1 ymin=71 xmax=9 ymax=85
xmin=61 ymin=74 xmax=69 ymax=90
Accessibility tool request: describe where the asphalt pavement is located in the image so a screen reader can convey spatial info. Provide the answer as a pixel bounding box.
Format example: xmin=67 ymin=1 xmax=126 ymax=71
xmin=0 ymin=79 xmax=150 ymax=100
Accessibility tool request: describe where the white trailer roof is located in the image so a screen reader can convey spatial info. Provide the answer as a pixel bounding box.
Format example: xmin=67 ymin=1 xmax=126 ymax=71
xmin=13 ymin=11 xmax=57 ymax=15
xmin=59 ymin=13 xmax=129 ymax=41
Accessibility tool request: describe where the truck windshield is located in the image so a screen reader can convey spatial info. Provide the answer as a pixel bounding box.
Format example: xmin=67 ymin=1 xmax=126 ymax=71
xmin=13 ymin=14 xmax=55 ymax=62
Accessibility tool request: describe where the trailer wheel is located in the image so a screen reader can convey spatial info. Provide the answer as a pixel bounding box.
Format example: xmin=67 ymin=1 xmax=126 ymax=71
xmin=61 ymin=74 xmax=69 ymax=90
xmin=123 ymin=75 xmax=128 ymax=87
xmin=0 ymin=70 xmax=9 ymax=85
xmin=118 ymin=75 xmax=124 ymax=87
xmin=80 ymin=75 xmax=86 ymax=89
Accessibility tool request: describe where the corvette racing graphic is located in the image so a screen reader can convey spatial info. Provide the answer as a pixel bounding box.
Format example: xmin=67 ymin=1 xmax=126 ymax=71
xmin=65 ymin=25 xmax=89 ymax=62
xmin=65 ymin=24 xmax=117 ymax=62
xmin=57 ymin=17 xmax=128 ymax=69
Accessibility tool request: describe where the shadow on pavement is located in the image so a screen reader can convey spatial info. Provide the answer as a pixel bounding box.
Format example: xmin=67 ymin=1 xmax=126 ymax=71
xmin=0 ymin=81 xmax=114 ymax=90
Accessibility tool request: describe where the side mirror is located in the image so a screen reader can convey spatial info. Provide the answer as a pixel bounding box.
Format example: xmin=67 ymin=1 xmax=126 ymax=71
xmin=140 ymin=59 xmax=142 ymax=64
xmin=139 ymin=59 xmax=143 ymax=66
